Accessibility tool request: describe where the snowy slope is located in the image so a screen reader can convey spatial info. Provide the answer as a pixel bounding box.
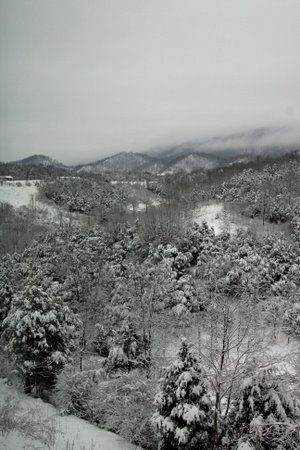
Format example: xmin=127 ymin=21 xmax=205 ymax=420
xmin=162 ymin=154 xmax=218 ymax=174
xmin=14 ymin=155 xmax=63 ymax=167
xmin=193 ymin=202 xmax=239 ymax=235
xmin=0 ymin=181 xmax=74 ymax=224
xmin=78 ymin=152 xmax=151 ymax=174
xmin=77 ymin=151 xmax=220 ymax=174
xmin=0 ymin=379 xmax=140 ymax=450
xmin=147 ymin=128 xmax=300 ymax=160
xmin=0 ymin=181 xmax=39 ymax=208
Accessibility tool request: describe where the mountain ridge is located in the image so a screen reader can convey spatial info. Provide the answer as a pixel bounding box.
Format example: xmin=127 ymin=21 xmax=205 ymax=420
xmin=13 ymin=154 xmax=64 ymax=167
xmin=3 ymin=127 xmax=300 ymax=175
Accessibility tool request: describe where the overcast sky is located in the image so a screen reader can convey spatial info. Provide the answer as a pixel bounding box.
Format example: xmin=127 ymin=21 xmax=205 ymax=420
xmin=0 ymin=0 xmax=300 ymax=164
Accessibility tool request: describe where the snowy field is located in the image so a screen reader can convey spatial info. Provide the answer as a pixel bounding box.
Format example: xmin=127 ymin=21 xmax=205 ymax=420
xmin=0 ymin=379 xmax=139 ymax=450
xmin=193 ymin=202 xmax=240 ymax=235
xmin=0 ymin=181 xmax=39 ymax=209
xmin=0 ymin=181 xmax=75 ymax=224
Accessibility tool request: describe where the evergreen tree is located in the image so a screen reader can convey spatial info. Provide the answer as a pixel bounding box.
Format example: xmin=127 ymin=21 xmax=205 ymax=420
xmin=228 ymin=367 xmax=300 ymax=449
xmin=105 ymin=318 xmax=142 ymax=373
xmin=152 ymin=338 xmax=212 ymax=450
xmin=2 ymin=285 xmax=81 ymax=395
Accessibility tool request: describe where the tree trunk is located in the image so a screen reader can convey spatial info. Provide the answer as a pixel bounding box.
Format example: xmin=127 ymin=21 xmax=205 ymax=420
xmin=211 ymin=309 xmax=228 ymax=449
xmin=24 ymin=375 xmax=32 ymax=394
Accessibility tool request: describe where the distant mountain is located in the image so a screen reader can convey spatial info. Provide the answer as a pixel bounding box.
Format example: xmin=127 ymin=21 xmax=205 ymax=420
xmin=161 ymin=153 xmax=220 ymax=174
xmin=197 ymin=130 xmax=289 ymax=159
xmin=77 ymin=152 xmax=153 ymax=174
xmin=138 ymin=159 xmax=166 ymax=174
xmin=0 ymin=154 xmax=70 ymax=179
xmin=76 ymin=150 xmax=222 ymax=175
xmin=147 ymin=127 xmax=300 ymax=162
xmin=3 ymin=127 xmax=299 ymax=176
xmin=14 ymin=154 xmax=64 ymax=167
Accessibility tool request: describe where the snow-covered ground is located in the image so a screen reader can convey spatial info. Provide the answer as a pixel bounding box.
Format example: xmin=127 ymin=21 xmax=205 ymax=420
xmin=193 ymin=202 xmax=240 ymax=235
xmin=111 ymin=180 xmax=147 ymax=187
xmin=0 ymin=379 xmax=140 ymax=450
xmin=266 ymin=330 xmax=300 ymax=375
xmin=161 ymin=154 xmax=217 ymax=175
xmin=128 ymin=199 xmax=161 ymax=212
xmin=0 ymin=181 xmax=77 ymax=225
xmin=153 ymin=312 xmax=299 ymax=378
xmin=128 ymin=203 xmax=148 ymax=212
xmin=0 ymin=181 xmax=39 ymax=209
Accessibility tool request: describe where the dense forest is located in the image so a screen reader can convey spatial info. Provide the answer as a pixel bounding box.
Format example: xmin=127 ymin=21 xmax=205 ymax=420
xmin=0 ymin=155 xmax=300 ymax=449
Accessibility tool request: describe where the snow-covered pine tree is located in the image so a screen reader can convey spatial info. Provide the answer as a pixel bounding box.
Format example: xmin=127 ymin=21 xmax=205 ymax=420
xmin=228 ymin=367 xmax=300 ymax=449
xmin=152 ymin=338 xmax=212 ymax=450
xmin=105 ymin=318 xmax=140 ymax=373
xmin=2 ymin=285 xmax=81 ymax=395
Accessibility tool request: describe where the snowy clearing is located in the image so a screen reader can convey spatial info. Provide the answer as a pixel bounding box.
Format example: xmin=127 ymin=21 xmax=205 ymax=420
xmin=111 ymin=180 xmax=147 ymax=187
xmin=127 ymin=199 xmax=161 ymax=212
xmin=0 ymin=181 xmax=39 ymax=209
xmin=193 ymin=202 xmax=240 ymax=235
xmin=0 ymin=379 xmax=140 ymax=450
xmin=0 ymin=181 xmax=79 ymax=225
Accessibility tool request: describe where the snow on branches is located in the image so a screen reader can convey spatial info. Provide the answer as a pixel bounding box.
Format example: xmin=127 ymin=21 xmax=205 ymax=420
xmin=152 ymin=338 xmax=212 ymax=449
xmin=2 ymin=285 xmax=81 ymax=394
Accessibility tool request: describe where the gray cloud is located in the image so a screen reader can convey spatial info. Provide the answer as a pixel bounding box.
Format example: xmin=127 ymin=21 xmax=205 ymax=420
xmin=0 ymin=0 xmax=300 ymax=163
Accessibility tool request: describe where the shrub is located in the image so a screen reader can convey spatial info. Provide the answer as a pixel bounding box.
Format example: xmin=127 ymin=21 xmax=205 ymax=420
xmin=53 ymin=366 xmax=104 ymax=420
xmin=227 ymin=367 xmax=300 ymax=449
xmin=54 ymin=368 xmax=158 ymax=450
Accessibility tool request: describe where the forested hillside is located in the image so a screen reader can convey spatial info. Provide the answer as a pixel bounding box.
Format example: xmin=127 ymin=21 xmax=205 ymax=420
xmin=1 ymin=156 xmax=300 ymax=449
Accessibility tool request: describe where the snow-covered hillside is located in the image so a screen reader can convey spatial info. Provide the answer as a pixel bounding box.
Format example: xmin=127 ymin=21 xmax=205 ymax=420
xmin=193 ymin=202 xmax=239 ymax=235
xmin=0 ymin=181 xmax=70 ymax=224
xmin=77 ymin=150 xmax=220 ymax=174
xmin=78 ymin=152 xmax=151 ymax=174
xmin=15 ymin=155 xmax=63 ymax=167
xmin=0 ymin=379 xmax=140 ymax=450
xmin=162 ymin=154 xmax=218 ymax=174
xmin=0 ymin=181 xmax=39 ymax=208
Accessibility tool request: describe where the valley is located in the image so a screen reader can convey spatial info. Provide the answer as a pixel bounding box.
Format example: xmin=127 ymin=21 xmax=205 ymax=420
xmin=0 ymin=152 xmax=300 ymax=450
xmin=1 ymin=1 xmax=300 ymax=447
